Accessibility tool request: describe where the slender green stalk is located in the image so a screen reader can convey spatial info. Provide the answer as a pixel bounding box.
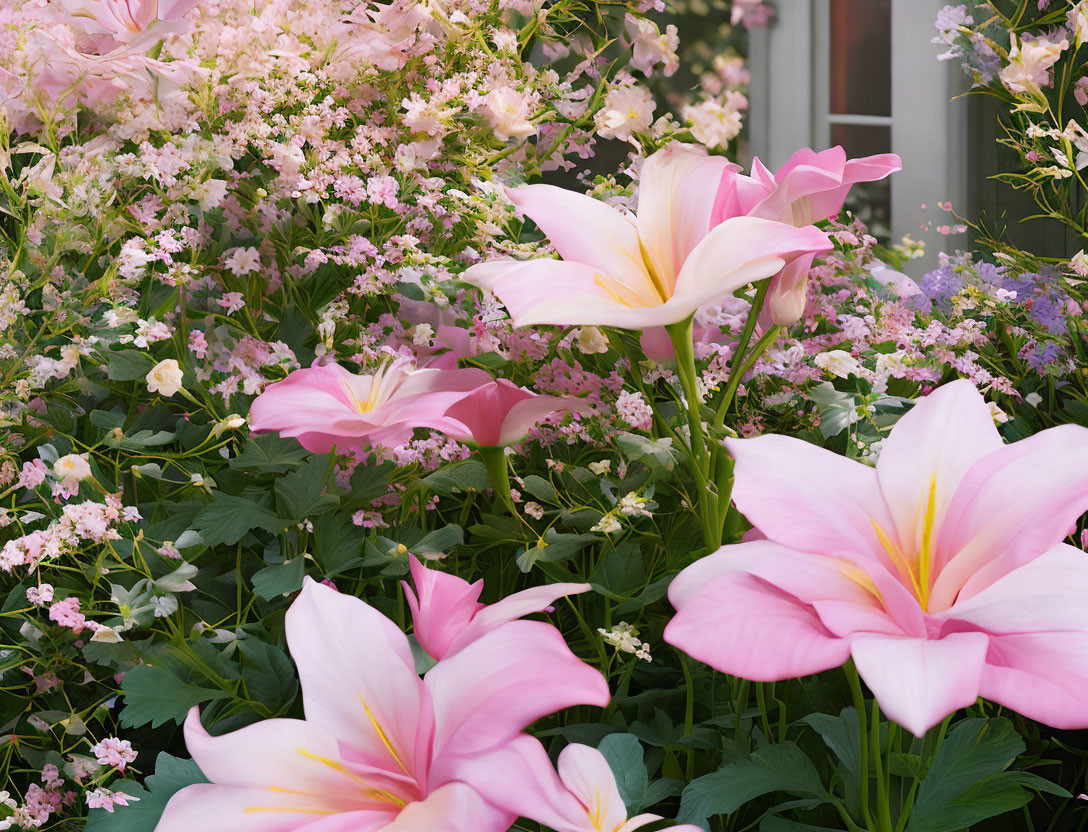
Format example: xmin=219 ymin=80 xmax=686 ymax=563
xmin=871 ymin=697 xmax=894 ymax=832
xmin=844 ymin=661 xmax=874 ymax=831
xmin=681 ymin=656 xmax=696 ymax=779
xmin=666 ymin=316 xmax=721 ymax=547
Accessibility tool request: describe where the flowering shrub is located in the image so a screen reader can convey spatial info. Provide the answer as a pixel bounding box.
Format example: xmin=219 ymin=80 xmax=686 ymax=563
xmin=1 ymin=0 xmax=1088 ymax=831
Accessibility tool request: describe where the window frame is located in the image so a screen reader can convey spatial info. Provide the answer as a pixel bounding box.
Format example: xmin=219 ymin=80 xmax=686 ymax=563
xmin=746 ymin=0 xmax=969 ymax=269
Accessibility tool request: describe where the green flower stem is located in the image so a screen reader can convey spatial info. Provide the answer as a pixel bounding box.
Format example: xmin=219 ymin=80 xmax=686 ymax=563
xmin=845 ymin=661 xmax=875 ymax=832
xmin=871 ymin=694 xmax=894 ymax=832
xmin=710 ymin=280 xmax=768 ymax=423
xmin=667 ymin=316 xmax=720 ymax=547
xmin=478 ymin=445 xmax=515 ymax=513
xmin=681 ymin=655 xmax=696 ymax=779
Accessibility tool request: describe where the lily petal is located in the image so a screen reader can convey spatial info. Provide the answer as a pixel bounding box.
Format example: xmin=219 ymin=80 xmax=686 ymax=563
xmin=425 ymin=620 xmax=609 ymax=775
xmin=505 ymin=184 xmax=648 ymax=284
xmin=635 ymin=147 xmax=739 ymax=289
xmin=156 ymin=784 xmax=395 ymax=832
xmin=935 ymin=422 xmax=1088 ymax=605
xmin=286 ymin=579 xmax=428 ymax=779
xmin=942 ymin=544 xmax=1088 ymax=729
xmin=665 ymin=570 xmax=852 ymax=681
xmin=724 ymin=434 xmax=895 ymax=562
xmin=672 ymin=217 xmax=831 ymax=314
xmin=849 ymin=632 xmax=988 ymax=737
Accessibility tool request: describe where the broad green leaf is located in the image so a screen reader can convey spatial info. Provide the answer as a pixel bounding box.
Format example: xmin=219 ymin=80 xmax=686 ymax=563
xmin=422 ymin=458 xmax=490 ymax=495
xmin=106 ymin=349 xmax=155 ymax=381
xmin=615 ymin=433 xmax=678 ymax=471
xmin=237 ymin=638 xmax=298 ymax=712
xmin=599 ymin=733 xmax=649 ymax=813
xmin=84 ymin=752 xmax=207 ymax=832
xmin=516 ymin=529 xmax=599 ymax=572
xmin=413 ymin=524 xmax=464 ymax=557
xmin=802 ymin=708 xmax=860 ymax=779
xmin=193 ymin=493 xmax=290 ymax=546
xmin=251 ymin=557 xmax=306 ymax=600
xmin=119 ymin=665 xmax=230 ymax=729
xmin=229 ymin=435 xmax=308 ymax=472
xmin=275 ymin=454 xmax=338 ymax=520
xmin=906 ymin=717 xmax=1030 ymax=832
xmin=678 ymin=742 xmax=829 ymax=827
xmin=313 ymin=514 xmax=364 ymax=576
xmin=521 ymin=474 xmax=559 ymax=504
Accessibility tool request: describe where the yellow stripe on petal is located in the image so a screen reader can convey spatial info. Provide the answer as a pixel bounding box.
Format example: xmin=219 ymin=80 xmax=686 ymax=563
xmin=359 ymin=696 xmax=410 ymax=776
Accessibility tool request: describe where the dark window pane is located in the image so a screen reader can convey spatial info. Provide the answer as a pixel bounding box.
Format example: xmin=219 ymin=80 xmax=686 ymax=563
xmin=830 ymin=123 xmax=892 ymax=238
xmin=830 ymin=0 xmax=892 ymax=116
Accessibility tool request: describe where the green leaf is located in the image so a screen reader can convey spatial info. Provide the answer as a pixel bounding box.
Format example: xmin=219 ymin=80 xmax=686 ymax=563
xmin=106 ymin=349 xmax=156 ymax=381
xmin=251 ymin=557 xmax=306 ymax=600
xmin=422 ymin=458 xmax=490 ymax=495
xmin=193 ymin=493 xmax=290 ymax=546
xmin=521 ymin=475 xmax=559 ymax=504
xmin=590 ymin=544 xmax=647 ymax=597
xmin=598 ymin=733 xmax=649 ymax=813
xmin=801 ymin=708 xmax=860 ymax=780
xmin=84 ymin=752 xmax=207 ymax=832
xmin=90 ymin=409 xmax=126 ymax=431
xmin=761 ymin=819 xmax=844 ymax=832
xmin=516 ymin=529 xmax=599 ymax=572
xmin=275 ymin=455 xmax=339 ymax=520
xmin=119 ymin=666 xmax=231 ymax=729
xmin=313 ymin=514 xmax=364 ymax=576
xmin=906 ymin=717 xmax=1030 ymax=832
xmin=678 ymin=742 xmax=829 ymax=826
xmin=237 ymin=638 xmax=298 ymax=712
xmin=615 ymin=433 xmax=679 ymax=471
xmin=413 ymin=524 xmax=464 ymax=558
xmin=229 ymin=435 xmax=308 ymax=472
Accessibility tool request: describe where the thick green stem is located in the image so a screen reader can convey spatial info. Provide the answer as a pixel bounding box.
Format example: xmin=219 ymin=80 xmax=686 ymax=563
xmin=478 ymin=446 xmax=515 ymax=513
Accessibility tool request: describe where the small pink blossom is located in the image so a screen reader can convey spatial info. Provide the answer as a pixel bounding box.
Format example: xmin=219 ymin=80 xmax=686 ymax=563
xmin=86 ymin=788 xmax=139 ymax=813
xmin=90 ymin=737 xmax=138 ymax=771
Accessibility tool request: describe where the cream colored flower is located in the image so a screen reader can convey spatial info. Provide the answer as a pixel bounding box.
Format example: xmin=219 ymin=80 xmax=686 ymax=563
xmin=146 ymin=359 xmax=184 ymax=397
xmin=54 ymin=454 xmax=92 ymax=484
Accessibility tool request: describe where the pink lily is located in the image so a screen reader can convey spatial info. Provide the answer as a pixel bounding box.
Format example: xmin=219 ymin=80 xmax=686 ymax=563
xmin=665 ymin=380 xmax=1088 ymax=736
xmin=50 ymin=0 xmax=200 ymax=47
xmin=403 ymin=554 xmax=592 ymax=660
xmin=432 ymin=378 xmax=588 ymax=448
xmin=248 ymin=361 xmax=492 ymax=453
xmin=156 ymin=578 xmax=610 ymax=831
xmin=463 ymin=146 xmax=831 ymax=330
xmin=711 ymin=146 xmax=902 ymax=325
xmin=466 ymin=736 xmax=703 ymax=832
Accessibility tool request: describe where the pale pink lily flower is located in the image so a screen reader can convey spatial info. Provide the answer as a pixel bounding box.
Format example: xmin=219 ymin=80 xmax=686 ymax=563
xmin=248 ymin=361 xmax=492 ymax=453
xmin=463 ymin=146 xmax=832 ymax=330
xmin=156 ymin=578 xmax=610 ymax=832
xmin=403 ymin=554 xmax=592 ymax=660
xmin=665 ymin=380 xmax=1088 ymax=736
xmin=49 ymin=0 xmax=199 ymax=46
xmin=711 ymin=146 xmax=902 ymax=325
xmin=466 ymin=736 xmax=703 ymax=832
xmin=432 ymin=378 xmax=589 ymax=447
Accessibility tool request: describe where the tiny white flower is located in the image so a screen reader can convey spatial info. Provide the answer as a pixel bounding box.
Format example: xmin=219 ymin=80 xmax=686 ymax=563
xmin=814 ymin=350 xmax=862 ymax=379
xmin=575 ymin=326 xmax=610 ymax=354
xmin=988 ymin=401 xmax=1010 ymax=424
xmin=146 ymin=359 xmax=184 ymax=397
xmin=54 ymin=454 xmax=92 ymax=484
xmin=1025 ymin=392 xmax=1043 ymax=407
xmin=588 ymin=460 xmax=612 ymax=475
xmin=591 ymin=514 xmax=622 ymax=534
